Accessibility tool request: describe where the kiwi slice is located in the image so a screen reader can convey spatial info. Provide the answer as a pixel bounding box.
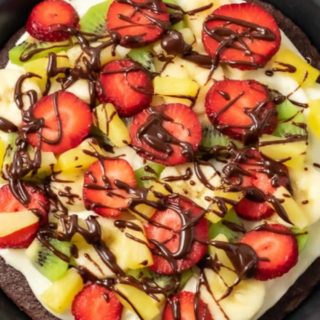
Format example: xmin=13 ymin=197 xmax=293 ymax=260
xmin=128 ymin=47 xmax=156 ymax=72
xmin=80 ymin=0 xmax=112 ymax=34
xmin=276 ymin=99 xmax=304 ymax=122
xmin=26 ymin=238 xmax=72 ymax=281
xmin=135 ymin=163 xmax=165 ymax=188
xmin=9 ymin=39 xmax=71 ymax=66
xmin=292 ymin=228 xmax=309 ymax=252
xmin=201 ymin=126 xmax=231 ymax=149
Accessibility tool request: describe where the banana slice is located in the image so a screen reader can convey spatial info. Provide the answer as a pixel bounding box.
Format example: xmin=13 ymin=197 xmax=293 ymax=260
xmin=0 ymin=69 xmax=41 ymax=126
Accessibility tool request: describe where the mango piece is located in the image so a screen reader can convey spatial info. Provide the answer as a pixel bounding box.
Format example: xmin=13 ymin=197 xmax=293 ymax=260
xmin=308 ymin=99 xmax=320 ymax=139
xmin=115 ymin=283 xmax=164 ymax=320
xmin=93 ymin=103 xmax=130 ymax=147
xmin=154 ymin=76 xmax=199 ymax=98
xmin=259 ymin=134 xmax=307 ymax=170
xmin=40 ymin=268 xmax=83 ymax=314
xmin=270 ymin=48 xmax=320 ymax=87
xmin=273 ymin=187 xmax=309 ymax=229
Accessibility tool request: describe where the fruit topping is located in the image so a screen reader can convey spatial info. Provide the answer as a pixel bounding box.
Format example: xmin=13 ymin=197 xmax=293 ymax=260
xmin=72 ymin=284 xmax=122 ymax=320
xmin=235 ymin=198 xmax=274 ymax=221
xmin=99 ymin=59 xmax=153 ymax=117
xmin=83 ymin=158 xmax=137 ymax=217
xmin=202 ymin=3 xmax=281 ymax=69
xmin=106 ymin=0 xmax=170 ymax=48
xmin=0 ymin=184 xmax=48 ymax=248
xmin=26 ymin=0 xmax=79 ymax=42
xmin=145 ymin=195 xmax=208 ymax=274
xmin=27 ymin=91 xmax=93 ymax=154
xmin=163 ymin=291 xmax=213 ymax=320
xmin=205 ymin=79 xmax=277 ymax=143
xmin=240 ymin=224 xmax=298 ymax=280
xmin=130 ymin=104 xmax=202 ymax=165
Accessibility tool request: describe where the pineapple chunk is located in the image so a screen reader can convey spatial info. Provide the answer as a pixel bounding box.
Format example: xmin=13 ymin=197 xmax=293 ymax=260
xmin=308 ymin=99 xmax=320 ymax=139
xmin=25 ymin=150 xmax=56 ymax=180
xmin=55 ymin=139 xmax=105 ymax=173
xmin=93 ymin=103 xmax=130 ymax=147
xmin=115 ymin=283 xmax=164 ymax=320
xmin=40 ymin=268 xmax=83 ymax=314
xmin=259 ymin=134 xmax=307 ymax=170
xmin=269 ymin=48 xmax=320 ymax=87
xmin=273 ymin=187 xmax=309 ymax=229
xmin=154 ymin=76 xmax=199 ymax=98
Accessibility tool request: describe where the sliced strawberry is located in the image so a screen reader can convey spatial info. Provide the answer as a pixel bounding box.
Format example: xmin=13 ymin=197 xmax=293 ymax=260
xmin=26 ymin=0 xmax=79 ymax=42
xmin=0 ymin=184 xmax=49 ymax=248
xmin=205 ymin=79 xmax=276 ymax=142
xmin=240 ymin=224 xmax=298 ymax=280
xmin=27 ymin=91 xmax=92 ymax=154
xmin=99 ymin=59 xmax=153 ymax=117
xmin=107 ymin=0 xmax=170 ymax=48
xmin=83 ymin=158 xmax=137 ymax=218
xmin=234 ymin=198 xmax=274 ymax=221
xmin=163 ymin=291 xmax=213 ymax=320
xmin=130 ymin=104 xmax=202 ymax=165
xmin=202 ymin=3 xmax=281 ymax=69
xmin=145 ymin=196 xmax=208 ymax=275
xmin=72 ymin=284 xmax=122 ymax=320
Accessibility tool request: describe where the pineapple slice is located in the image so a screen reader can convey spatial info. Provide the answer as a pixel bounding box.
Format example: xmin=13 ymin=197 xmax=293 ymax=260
xmin=154 ymin=76 xmax=199 ymax=98
xmin=40 ymin=268 xmax=83 ymax=314
xmin=273 ymin=186 xmax=309 ymax=229
xmin=93 ymin=103 xmax=130 ymax=147
xmin=268 ymin=48 xmax=320 ymax=87
xmin=259 ymin=134 xmax=307 ymax=170
xmin=308 ymin=99 xmax=320 ymax=139
xmin=115 ymin=283 xmax=164 ymax=320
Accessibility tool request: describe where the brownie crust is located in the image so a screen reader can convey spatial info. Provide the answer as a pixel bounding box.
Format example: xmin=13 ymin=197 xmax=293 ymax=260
xmin=0 ymin=1 xmax=319 ymax=320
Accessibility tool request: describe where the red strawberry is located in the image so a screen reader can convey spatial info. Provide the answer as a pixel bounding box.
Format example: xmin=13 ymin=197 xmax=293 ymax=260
xmin=26 ymin=0 xmax=79 ymax=42
xmin=27 ymin=91 xmax=92 ymax=154
xmin=99 ymin=59 xmax=153 ymax=117
xmin=202 ymin=3 xmax=281 ymax=69
xmin=205 ymin=79 xmax=276 ymax=142
xmin=107 ymin=0 xmax=170 ymax=48
xmin=145 ymin=196 xmax=208 ymax=275
xmin=163 ymin=291 xmax=213 ymax=320
xmin=72 ymin=284 xmax=122 ymax=320
xmin=130 ymin=104 xmax=202 ymax=165
xmin=235 ymin=198 xmax=274 ymax=221
xmin=83 ymin=158 xmax=137 ymax=218
xmin=240 ymin=224 xmax=298 ymax=280
xmin=0 ymin=184 xmax=49 ymax=248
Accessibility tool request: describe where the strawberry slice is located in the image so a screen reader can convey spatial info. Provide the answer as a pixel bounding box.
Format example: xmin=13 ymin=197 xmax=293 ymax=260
xmin=202 ymin=3 xmax=281 ymax=69
xmin=107 ymin=0 xmax=170 ymax=48
xmin=72 ymin=284 xmax=123 ymax=320
xmin=205 ymin=79 xmax=276 ymax=142
xmin=26 ymin=0 xmax=79 ymax=42
xmin=235 ymin=198 xmax=274 ymax=221
xmin=145 ymin=196 xmax=208 ymax=275
xmin=163 ymin=291 xmax=213 ymax=320
xmin=27 ymin=91 xmax=92 ymax=154
xmin=240 ymin=224 xmax=298 ymax=280
xmin=130 ymin=104 xmax=202 ymax=165
xmin=0 ymin=184 xmax=49 ymax=248
xmin=99 ymin=59 xmax=153 ymax=117
xmin=83 ymin=158 xmax=137 ymax=218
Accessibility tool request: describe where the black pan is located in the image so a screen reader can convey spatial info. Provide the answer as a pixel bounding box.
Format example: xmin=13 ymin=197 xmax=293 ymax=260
xmin=0 ymin=0 xmax=320 ymax=319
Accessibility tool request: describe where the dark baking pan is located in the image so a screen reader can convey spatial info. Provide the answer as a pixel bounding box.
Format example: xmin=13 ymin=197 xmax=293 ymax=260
xmin=0 ymin=0 xmax=320 ymax=319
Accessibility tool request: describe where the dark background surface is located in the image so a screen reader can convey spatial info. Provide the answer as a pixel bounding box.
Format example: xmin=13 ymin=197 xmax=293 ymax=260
xmin=0 ymin=0 xmax=320 ymax=319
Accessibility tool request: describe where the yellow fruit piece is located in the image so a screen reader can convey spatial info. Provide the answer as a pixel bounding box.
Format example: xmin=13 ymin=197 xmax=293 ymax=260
xmin=273 ymin=186 xmax=309 ymax=229
xmin=308 ymin=100 xmax=320 ymax=139
xmin=259 ymin=134 xmax=307 ymax=170
xmin=0 ymin=139 xmax=6 ymax=171
xmin=270 ymin=48 xmax=320 ymax=87
xmin=154 ymin=76 xmax=199 ymax=98
xmin=115 ymin=283 xmax=164 ymax=320
xmin=40 ymin=268 xmax=83 ymax=314
xmin=24 ymin=54 xmax=70 ymax=92
xmin=93 ymin=103 xmax=130 ymax=147
xmin=55 ymin=139 xmax=105 ymax=173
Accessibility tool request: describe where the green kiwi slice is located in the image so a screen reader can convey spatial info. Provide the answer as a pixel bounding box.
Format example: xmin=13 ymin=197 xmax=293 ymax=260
xmin=135 ymin=163 xmax=165 ymax=188
xmin=201 ymin=126 xmax=231 ymax=149
xmin=128 ymin=47 xmax=156 ymax=72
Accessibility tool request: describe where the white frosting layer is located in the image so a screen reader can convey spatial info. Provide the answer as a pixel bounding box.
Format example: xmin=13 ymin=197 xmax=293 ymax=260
xmin=0 ymin=1 xmax=320 ymax=320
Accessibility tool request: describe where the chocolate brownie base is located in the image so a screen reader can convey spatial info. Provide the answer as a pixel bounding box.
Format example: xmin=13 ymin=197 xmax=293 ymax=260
xmin=0 ymin=1 xmax=319 ymax=320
